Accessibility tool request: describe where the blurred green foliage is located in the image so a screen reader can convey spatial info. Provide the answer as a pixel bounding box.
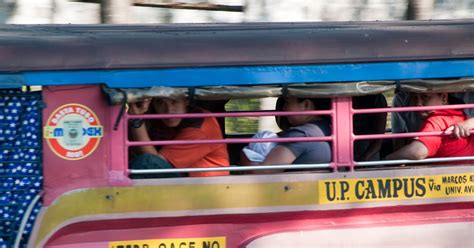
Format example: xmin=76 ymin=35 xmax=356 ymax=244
xmin=225 ymin=99 xmax=260 ymax=134
xmin=384 ymin=91 xmax=394 ymax=129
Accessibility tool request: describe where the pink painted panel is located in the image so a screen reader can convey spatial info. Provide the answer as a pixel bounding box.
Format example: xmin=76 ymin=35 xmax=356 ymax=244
xmin=333 ymin=97 xmax=354 ymax=170
xmin=108 ymin=105 xmax=130 ymax=185
xmin=44 ymin=202 xmax=474 ymax=247
xmin=42 ymin=85 xmax=130 ymax=205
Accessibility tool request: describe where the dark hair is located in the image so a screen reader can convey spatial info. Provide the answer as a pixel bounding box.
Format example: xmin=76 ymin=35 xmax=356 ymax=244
xmin=275 ymin=97 xmax=290 ymax=131
xmin=275 ymin=97 xmax=331 ymax=130
xmin=303 ymin=98 xmax=331 ymax=123
xmin=302 ymin=98 xmax=331 ymax=110
xmin=276 ymin=97 xmax=331 ymax=110
xmin=146 ymin=99 xmax=204 ymax=140
xmin=447 ymin=94 xmax=465 ymax=105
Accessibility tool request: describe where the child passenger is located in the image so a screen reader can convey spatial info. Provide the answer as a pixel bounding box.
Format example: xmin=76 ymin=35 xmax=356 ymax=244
xmin=386 ymin=93 xmax=474 ymax=161
xmin=240 ymin=97 xmax=332 ymax=173
xmin=128 ymin=96 xmax=229 ymax=178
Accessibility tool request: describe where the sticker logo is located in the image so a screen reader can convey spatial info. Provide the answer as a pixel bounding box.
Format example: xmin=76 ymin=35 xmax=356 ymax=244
xmin=44 ymin=103 xmax=103 ymax=160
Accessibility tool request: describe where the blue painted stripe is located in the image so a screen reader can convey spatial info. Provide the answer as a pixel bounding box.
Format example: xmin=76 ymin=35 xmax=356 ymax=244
xmin=0 ymin=74 xmax=26 ymax=88
xmin=1 ymin=60 xmax=473 ymax=88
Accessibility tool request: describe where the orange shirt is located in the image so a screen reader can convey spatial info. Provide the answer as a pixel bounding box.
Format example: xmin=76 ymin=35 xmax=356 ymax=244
xmin=159 ymin=117 xmax=229 ymax=177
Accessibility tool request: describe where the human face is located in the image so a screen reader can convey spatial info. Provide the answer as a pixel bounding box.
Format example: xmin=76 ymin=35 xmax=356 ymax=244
xmin=283 ymin=97 xmax=313 ymax=126
xmin=411 ymin=93 xmax=447 ymax=119
xmin=152 ymin=97 xmax=188 ymax=127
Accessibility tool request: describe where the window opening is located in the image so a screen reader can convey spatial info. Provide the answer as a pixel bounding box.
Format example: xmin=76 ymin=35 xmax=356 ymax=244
xmin=354 ymin=92 xmax=474 ymax=169
xmin=106 ymin=79 xmax=474 ymax=178
xmin=127 ymin=101 xmax=334 ymax=177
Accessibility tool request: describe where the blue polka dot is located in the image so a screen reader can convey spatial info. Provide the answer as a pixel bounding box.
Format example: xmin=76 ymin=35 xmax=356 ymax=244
xmin=0 ymin=90 xmax=42 ymax=247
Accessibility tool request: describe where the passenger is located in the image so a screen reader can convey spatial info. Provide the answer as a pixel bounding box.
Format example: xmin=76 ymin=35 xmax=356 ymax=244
xmin=240 ymin=131 xmax=279 ymax=166
xmin=392 ymin=91 xmax=474 ymax=150
xmin=239 ymin=97 xmax=288 ymax=166
xmin=386 ymin=93 xmax=474 ymax=161
xmin=353 ymin=94 xmax=388 ymax=161
xmin=128 ymin=97 xmax=229 ymax=178
xmin=242 ymin=97 xmax=332 ymax=173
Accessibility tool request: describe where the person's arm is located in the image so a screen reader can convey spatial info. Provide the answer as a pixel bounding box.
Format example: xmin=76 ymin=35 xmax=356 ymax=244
xmin=239 ymin=151 xmax=260 ymax=166
xmin=385 ymin=140 xmax=428 ymax=160
xmin=360 ymin=136 xmax=383 ymax=161
xmin=129 ymin=123 xmax=160 ymax=156
xmin=129 ymin=99 xmax=166 ymax=160
xmin=448 ymin=117 xmax=474 ymax=139
xmin=250 ymin=145 xmax=296 ymax=174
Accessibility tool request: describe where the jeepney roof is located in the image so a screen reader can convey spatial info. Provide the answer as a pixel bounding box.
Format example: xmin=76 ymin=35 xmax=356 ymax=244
xmin=0 ymin=20 xmax=473 ymax=72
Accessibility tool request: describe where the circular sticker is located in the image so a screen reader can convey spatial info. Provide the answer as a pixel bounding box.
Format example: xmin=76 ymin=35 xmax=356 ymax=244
xmin=44 ymin=103 xmax=103 ymax=160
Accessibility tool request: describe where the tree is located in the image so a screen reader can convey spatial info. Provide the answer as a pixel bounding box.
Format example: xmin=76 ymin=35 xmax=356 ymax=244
xmin=100 ymin=0 xmax=130 ymax=23
xmin=406 ymin=0 xmax=434 ymax=20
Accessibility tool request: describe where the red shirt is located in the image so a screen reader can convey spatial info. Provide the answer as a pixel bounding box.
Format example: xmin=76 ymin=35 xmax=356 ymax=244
xmin=159 ymin=117 xmax=229 ymax=177
xmin=417 ymin=109 xmax=474 ymax=158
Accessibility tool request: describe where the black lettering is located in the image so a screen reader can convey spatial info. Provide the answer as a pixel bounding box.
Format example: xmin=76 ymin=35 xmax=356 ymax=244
xmin=325 ymin=182 xmax=337 ymax=201
xmin=442 ymin=176 xmax=449 ymax=184
xmin=445 ymin=185 xmax=462 ymax=195
xmin=442 ymin=176 xmax=468 ymax=184
xmin=179 ymin=242 xmax=187 ymax=248
xmin=415 ymin=178 xmax=426 ymax=197
xmin=170 ymin=243 xmax=176 ymax=248
xmin=403 ymin=178 xmax=415 ymax=198
xmin=159 ymin=244 xmax=167 ymax=248
xmin=377 ymin=179 xmax=392 ymax=198
xmin=393 ymin=179 xmax=403 ymax=198
xmin=144 ymin=245 xmax=149 ymax=248
xmin=203 ymin=241 xmax=221 ymax=248
xmin=189 ymin=241 xmax=195 ymax=248
xmin=117 ymin=246 xmax=124 ymax=248
xmin=446 ymin=187 xmax=451 ymax=195
xmin=340 ymin=181 xmax=350 ymax=200
xmin=465 ymin=185 xmax=474 ymax=193
xmin=365 ymin=180 xmax=376 ymax=199
xmin=355 ymin=181 xmax=365 ymax=199
xmin=428 ymin=179 xmax=435 ymax=190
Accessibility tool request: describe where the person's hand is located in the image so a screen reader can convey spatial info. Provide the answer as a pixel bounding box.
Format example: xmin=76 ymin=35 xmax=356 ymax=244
xmin=445 ymin=121 xmax=471 ymax=139
xmin=129 ymin=98 xmax=151 ymax=115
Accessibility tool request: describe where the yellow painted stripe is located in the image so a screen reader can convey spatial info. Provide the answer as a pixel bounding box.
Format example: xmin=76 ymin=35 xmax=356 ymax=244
xmin=109 ymin=237 xmax=226 ymax=248
xmin=35 ymin=181 xmax=319 ymax=247
xmin=319 ymin=173 xmax=474 ymax=204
